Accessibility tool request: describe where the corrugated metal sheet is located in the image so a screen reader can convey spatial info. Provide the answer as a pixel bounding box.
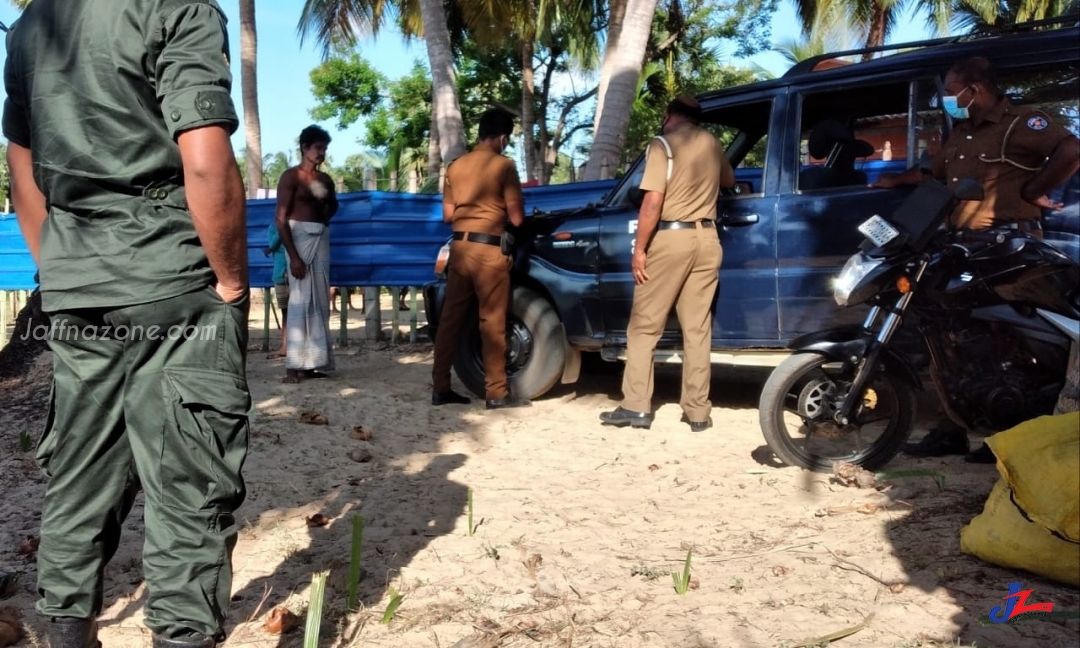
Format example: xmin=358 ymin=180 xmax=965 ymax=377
xmin=0 ymin=180 xmax=617 ymax=290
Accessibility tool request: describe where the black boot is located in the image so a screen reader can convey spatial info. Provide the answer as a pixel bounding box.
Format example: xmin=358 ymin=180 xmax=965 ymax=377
xmin=152 ymin=634 xmax=216 ymax=648
xmin=45 ymin=617 xmax=101 ymax=648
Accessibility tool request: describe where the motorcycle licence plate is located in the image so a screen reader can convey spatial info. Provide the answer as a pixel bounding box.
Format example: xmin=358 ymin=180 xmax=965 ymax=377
xmin=858 ymin=215 xmax=900 ymax=247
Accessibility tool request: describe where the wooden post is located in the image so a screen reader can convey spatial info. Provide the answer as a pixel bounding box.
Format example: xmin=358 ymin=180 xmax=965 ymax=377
xmin=1 ymin=290 xmax=7 ymax=348
xmin=408 ymin=170 xmax=418 ymax=193
xmin=262 ymin=288 xmax=271 ymax=352
xmin=339 ymin=290 xmax=349 ymax=348
xmin=409 ymin=288 xmax=418 ymax=342
xmin=363 ymin=287 xmax=380 ymax=341
xmin=389 ymin=170 xmax=398 ymax=192
xmin=390 ymin=288 xmax=401 ymax=345
xmin=363 ymin=169 xmax=376 ymax=191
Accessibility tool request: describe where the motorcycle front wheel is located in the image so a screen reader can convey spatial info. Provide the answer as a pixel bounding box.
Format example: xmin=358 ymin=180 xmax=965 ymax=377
xmin=759 ymin=351 xmax=917 ymax=472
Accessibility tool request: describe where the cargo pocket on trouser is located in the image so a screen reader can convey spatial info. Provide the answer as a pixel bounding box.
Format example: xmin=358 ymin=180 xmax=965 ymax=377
xmin=151 ymin=368 xmax=251 ymax=640
xmin=35 ymin=380 xmax=59 ymax=479
xmin=160 ymin=368 xmax=251 ymax=513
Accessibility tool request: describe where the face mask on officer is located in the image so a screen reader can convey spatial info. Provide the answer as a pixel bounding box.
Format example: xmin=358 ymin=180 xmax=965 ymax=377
xmin=942 ymin=85 xmax=975 ymax=120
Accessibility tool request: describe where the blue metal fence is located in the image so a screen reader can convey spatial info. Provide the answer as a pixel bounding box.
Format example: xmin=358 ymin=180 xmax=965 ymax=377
xmin=0 ymin=180 xmax=618 ymax=291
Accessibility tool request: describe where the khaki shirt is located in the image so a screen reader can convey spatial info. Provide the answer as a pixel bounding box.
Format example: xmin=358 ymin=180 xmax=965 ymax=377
xmin=3 ymin=0 xmax=239 ymax=311
xmin=932 ymin=97 xmax=1072 ymax=229
xmin=443 ymin=149 xmax=523 ymax=237
xmin=639 ymin=122 xmax=734 ymax=222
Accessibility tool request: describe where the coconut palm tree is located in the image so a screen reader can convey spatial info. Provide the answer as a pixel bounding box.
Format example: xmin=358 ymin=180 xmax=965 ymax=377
xmin=297 ymin=0 xmax=469 ymax=167
xmin=583 ymin=0 xmax=661 ymax=181
xmin=262 ymin=151 xmax=295 ymax=190
xmin=776 ymin=0 xmax=864 ymax=66
xmin=950 ymin=0 xmax=1078 ymax=31
xmin=240 ymin=0 xmax=264 ymax=197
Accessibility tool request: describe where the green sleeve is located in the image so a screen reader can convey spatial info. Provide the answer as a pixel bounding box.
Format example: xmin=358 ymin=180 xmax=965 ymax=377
xmin=153 ymin=1 xmax=239 ymax=140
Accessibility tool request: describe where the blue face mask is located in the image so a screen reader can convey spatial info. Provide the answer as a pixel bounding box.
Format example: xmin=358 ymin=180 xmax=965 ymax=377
xmin=942 ymin=87 xmax=974 ymax=120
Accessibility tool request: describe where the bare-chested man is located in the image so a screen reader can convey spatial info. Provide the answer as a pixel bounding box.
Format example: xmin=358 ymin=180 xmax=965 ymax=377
xmin=276 ymin=125 xmax=339 ymax=384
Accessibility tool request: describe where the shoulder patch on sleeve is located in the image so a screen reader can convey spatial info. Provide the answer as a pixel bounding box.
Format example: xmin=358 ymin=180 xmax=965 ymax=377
xmin=1026 ymin=115 xmax=1049 ymax=131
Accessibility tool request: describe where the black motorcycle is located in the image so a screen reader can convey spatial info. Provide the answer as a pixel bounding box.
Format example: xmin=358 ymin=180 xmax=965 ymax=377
xmin=758 ymin=178 xmax=1080 ymax=472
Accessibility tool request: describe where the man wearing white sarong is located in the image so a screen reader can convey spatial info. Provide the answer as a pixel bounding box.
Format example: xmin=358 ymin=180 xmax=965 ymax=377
xmin=275 ymin=125 xmax=338 ymax=383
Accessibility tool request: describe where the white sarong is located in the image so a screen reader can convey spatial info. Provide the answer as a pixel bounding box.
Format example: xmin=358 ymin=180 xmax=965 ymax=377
xmin=285 ymin=220 xmax=335 ymax=372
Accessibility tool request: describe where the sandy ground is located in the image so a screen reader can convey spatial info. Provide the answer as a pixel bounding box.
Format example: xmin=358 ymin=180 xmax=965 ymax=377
xmin=1 ymin=292 xmax=1078 ymax=648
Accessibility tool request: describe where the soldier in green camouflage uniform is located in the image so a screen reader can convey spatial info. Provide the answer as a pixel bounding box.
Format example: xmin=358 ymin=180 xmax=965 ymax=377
xmin=3 ymin=1 xmax=251 ymax=647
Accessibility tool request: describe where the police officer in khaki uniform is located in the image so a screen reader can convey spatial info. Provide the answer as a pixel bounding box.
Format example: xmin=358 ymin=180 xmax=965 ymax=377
xmin=431 ymin=109 xmax=532 ymax=409
xmin=600 ymin=95 xmax=735 ymax=431
xmin=874 ymin=56 xmax=1080 ymax=460
xmin=4 ymin=1 xmax=251 ymax=647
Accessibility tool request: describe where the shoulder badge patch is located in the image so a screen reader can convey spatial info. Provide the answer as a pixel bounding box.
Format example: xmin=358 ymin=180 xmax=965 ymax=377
xmin=1027 ymin=115 xmax=1048 ymax=131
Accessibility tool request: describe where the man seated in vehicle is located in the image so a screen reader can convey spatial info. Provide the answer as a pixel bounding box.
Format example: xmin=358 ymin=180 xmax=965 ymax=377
xmin=800 ymin=119 xmax=875 ymax=190
xmin=872 ymin=55 xmax=1080 ymax=462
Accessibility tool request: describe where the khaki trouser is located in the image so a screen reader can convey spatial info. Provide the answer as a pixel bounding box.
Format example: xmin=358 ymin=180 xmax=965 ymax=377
xmin=432 ymin=239 xmax=512 ymax=400
xmin=36 ymin=285 xmax=250 ymax=642
xmin=621 ymin=223 xmax=722 ymax=421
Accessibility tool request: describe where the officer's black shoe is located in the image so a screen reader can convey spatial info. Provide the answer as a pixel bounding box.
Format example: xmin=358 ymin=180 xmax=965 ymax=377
xmin=680 ymin=413 xmax=712 ymax=432
xmin=46 ymin=617 xmax=101 ymax=648
xmin=432 ymin=390 xmax=471 ymax=406
xmin=485 ymin=397 xmax=532 ymax=409
xmin=151 ymin=633 xmax=216 ymax=648
xmin=964 ymin=442 xmax=997 ymax=464
xmin=903 ymin=427 xmax=969 ymax=457
xmin=599 ymin=407 xmax=653 ymax=429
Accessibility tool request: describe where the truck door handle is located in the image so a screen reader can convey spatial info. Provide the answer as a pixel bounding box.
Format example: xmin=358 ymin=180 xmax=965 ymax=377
xmin=722 ymin=213 xmax=759 ymax=226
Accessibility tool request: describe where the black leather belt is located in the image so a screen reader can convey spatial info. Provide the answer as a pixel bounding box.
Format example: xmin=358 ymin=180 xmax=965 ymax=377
xmin=452 ymin=231 xmax=501 ymax=246
xmin=1003 ymin=220 xmax=1042 ymax=232
xmin=657 ymin=219 xmax=715 ymax=230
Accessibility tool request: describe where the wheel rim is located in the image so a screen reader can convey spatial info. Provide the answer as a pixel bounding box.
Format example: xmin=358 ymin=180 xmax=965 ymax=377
xmin=797 ymin=379 xmax=837 ymax=420
xmin=779 ymin=358 xmax=902 ymax=464
xmin=465 ymin=314 xmax=533 ymax=379
xmin=505 ymin=316 xmax=533 ymax=374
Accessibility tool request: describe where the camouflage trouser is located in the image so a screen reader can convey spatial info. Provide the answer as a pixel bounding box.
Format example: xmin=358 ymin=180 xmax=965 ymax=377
xmin=1054 ymin=339 xmax=1080 ymax=415
xmin=35 ymin=286 xmax=251 ymax=641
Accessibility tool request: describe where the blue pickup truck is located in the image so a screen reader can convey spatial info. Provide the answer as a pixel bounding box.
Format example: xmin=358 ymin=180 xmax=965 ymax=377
xmin=425 ymin=22 xmax=1080 ymax=400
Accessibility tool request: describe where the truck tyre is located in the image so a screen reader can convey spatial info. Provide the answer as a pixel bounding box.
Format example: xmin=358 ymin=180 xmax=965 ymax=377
xmin=454 ymin=286 xmax=565 ymax=401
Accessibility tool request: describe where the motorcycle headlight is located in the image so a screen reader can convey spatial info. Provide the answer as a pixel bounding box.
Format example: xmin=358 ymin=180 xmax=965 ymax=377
xmin=833 ymin=253 xmax=885 ymax=306
xmin=433 ymin=242 xmax=451 ymax=278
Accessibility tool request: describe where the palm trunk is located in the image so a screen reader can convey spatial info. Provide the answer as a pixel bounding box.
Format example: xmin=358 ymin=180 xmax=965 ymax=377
xmin=862 ymin=3 xmax=887 ymax=57
xmin=522 ymin=38 xmax=538 ymax=183
xmin=536 ymin=48 xmax=558 ymax=185
xmin=418 ymin=0 xmax=466 ymax=165
xmin=591 ymin=0 xmax=628 ymax=143
xmin=427 ymin=106 xmax=440 ymax=181
xmin=239 ymin=0 xmax=263 ymax=197
xmin=583 ymin=0 xmax=658 ymax=181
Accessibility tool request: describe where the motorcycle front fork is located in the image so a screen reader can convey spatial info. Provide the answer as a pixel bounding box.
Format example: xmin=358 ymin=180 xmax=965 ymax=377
xmin=834 ymin=259 xmax=929 ymax=426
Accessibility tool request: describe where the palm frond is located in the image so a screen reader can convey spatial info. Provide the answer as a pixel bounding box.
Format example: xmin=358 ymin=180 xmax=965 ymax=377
xmin=296 ymin=0 xmax=393 ymax=58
